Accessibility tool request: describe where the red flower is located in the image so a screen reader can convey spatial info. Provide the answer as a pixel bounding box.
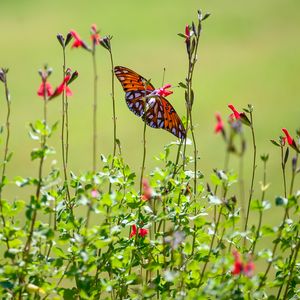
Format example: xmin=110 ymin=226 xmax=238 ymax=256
xmin=37 ymin=82 xmax=53 ymax=98
xmin=155 ymin=84 xmax=173 ymax=97
xmin=228 ymin=104 xmax=241 ymax=120
xmin=232 ymin=250 xmax=243 ymax=275
xmin=139 ymin=228 xmax=148 ymax=237
xmin=141 ymin=178 xmax=153 ymax=201
xmin=70 ymin=30 xmax=84 ymax=48
xmin=214 ymin=112 xmax=224 ymax=134
xmin=232 ymin=250 xmax=255 ymax=277
xmin=282 ymin=128 xmax=294 ymax=146
xmin=90 ymin=24 xmax=100 ymax=45
xmin=70 ymin=30 xmax=89 ymax=50
xmin=129 ymin=225 xmax=137 ymax=238
xmin=130 ymin=225 xmax=148 ymax=238
xmin=52 ymin=74 xmax=72 ymax=98
xmin=185 ymin=24 xmax=191 ymax=42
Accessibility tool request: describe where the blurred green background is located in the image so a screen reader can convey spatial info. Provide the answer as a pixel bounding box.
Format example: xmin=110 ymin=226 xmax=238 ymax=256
xmin=0 ymin=0 xmax=299 ymax=218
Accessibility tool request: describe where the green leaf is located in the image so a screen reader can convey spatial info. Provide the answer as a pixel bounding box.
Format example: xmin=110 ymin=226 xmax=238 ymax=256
xmin=52 ymin=246 xmax=68 ymax=259
xmin=178 ymin=82 xmax=187 ymax=89
xmin=270 ymin=139 xmax=280 ymax=147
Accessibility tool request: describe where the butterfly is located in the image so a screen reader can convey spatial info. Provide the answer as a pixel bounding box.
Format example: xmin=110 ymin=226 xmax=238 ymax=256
xmin=114 ymin=66 xmax=186 ymax=139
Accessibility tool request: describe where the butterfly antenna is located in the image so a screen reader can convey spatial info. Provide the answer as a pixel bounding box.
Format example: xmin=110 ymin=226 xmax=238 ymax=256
xmin=161 ymin=67 xmax=166 ymax=86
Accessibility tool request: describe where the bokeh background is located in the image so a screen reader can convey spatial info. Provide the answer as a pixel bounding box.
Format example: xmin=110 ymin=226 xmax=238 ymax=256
xmin=0 ymin=0 xmax=299 ymax=220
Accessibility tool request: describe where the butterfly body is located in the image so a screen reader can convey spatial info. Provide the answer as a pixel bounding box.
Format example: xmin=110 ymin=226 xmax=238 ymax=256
xmin=114 ymin=66 xmax=186 ymax=139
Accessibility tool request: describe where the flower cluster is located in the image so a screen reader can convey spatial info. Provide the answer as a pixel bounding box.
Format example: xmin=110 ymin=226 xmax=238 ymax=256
xmin=37 ymin=67 xmax=78 ymax=101
xmin=129 ymin=224 xmax=148 ymax=238
xmin=232 ymin=250 xmax=255 ymax=277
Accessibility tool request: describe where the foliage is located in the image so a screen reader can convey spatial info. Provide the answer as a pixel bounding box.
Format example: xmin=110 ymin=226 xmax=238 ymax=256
xmin=0 ymin=10 xmax=299 ymax=300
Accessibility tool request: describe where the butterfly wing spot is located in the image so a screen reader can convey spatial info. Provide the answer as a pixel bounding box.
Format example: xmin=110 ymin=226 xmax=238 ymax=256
xmin=126 ymin=92 xmax=134 ymax=100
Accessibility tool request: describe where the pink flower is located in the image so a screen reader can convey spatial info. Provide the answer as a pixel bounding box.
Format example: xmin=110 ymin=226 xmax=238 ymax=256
xmin=37 ymin=82 xmax=53 ymax=98
xmin=141 ymin=178 xmax=153 ymax=201
xmin=91 ymin=189 xmax=99 ymax=198
xmin=214 ymin=112 xmax=224 ymax=134
xmin=228 ymin=104 xmax=241 ymax=120
xmin=155 ymin=84 xmax=173 ymax=97
xmin=282 ymin=128 xmax=294 ymax=146
xmin=90 ymin=24 xmax=100 ymax=45
xmin=130 ymin=225 xmax=148 ymax=238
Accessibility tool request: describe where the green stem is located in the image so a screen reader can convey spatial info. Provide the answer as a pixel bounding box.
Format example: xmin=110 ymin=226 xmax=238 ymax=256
xmin=243 ymin=112 xmax=257 ymax=245
xmin=198 ymin=205 xmax=224 ymax=286
xmin=257 ymin=207 xmax=289 ymax=290
xmin=23 ymin=85 xmax=48 ymax=260
xmin=0 ymin=74 xmax=11 ymax=252
xmin=281 ymin=145 xmax=287 ymax=198
xmin=282 ymin=235 xmax=300 ymax=299
xmin=65 ymin=96 xmax=69 ymax=166
xmin=289 ymin=152 xmax=298 ymax=195
xmin=108 ymin=48 xmax=117 ymax=195
xmin=140 ymin=119 xmax=147 ymax=194
xmin=251 ymin=158 xmax=267 ymax=253
xmin=109 ymin=49 xmax=117 ymax=158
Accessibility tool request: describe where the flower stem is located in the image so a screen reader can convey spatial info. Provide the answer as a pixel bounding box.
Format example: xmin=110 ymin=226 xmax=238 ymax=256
xmin=281 ymin=145 xmax=287 ymax=198
xmin=140 ymin=119 xmax=147 ymax=194
xmin=198 ymin=205 xmax=224 ymax=287
xmin=282 ymin=235 xmax=300 ymax=299
xmin=289 ymin=152 xmax=298 ymax=195
xmin=243 ymin=111 xmax=257 ymax=245
xmin=0 ymin=73 xmax=11 ymax=252
xmin=108 ymin=48 xmax=117 ymax=195
xmin=65 ymin=96 xmax=69 ymax=165
xmin=251 ymin=157 xmax=268 ymax=253
xmin=109 ymin=49 xmax=117 ymax=158
xmin=257 ymin=206 xmax=289 ymax=290
xmin=23 ymin=85 xmax=48 ymax=260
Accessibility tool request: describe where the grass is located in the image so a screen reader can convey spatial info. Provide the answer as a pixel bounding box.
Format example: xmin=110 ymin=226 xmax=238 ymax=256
xmin=0 ymin=0 xmax=299 ymax=205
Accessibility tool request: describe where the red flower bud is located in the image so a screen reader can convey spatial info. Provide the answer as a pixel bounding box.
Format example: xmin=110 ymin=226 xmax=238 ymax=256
xmin=282 ymin=128 xmax=294 ymax=146
xmin=214 ymin=112 xmax=224 ymax=134
xmin=228 ymin=104 xmax=241 ymax=120
xmin=185 ymin=24 xmax=191 ymax=42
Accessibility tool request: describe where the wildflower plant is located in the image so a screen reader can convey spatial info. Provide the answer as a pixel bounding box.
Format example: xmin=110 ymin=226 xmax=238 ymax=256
xmin=0 ymin=9 xmax=299 ymax=300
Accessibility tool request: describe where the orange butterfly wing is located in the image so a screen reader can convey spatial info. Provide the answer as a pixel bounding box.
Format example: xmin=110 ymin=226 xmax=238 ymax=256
xmin=114 ymin=66 xmax=154 ymax=117
xmin=142 ymin=97 xmax=186 ymax=140
xmin=114 ymin=66 xmax=186 ymax=139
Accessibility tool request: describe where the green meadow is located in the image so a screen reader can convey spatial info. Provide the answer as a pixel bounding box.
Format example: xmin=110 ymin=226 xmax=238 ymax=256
xmin=0 ymin=0 xmax=299 ymax=219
